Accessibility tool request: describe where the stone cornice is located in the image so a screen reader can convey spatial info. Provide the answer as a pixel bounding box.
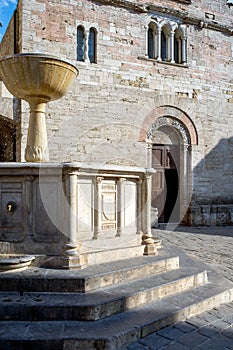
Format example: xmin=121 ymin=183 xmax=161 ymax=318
xmin=92 ymin=0 xmax=233 ymax=35
xmin=93 ymin=0 xmax=147 ymax=12
xmin=183 ymin=16 xmax=233 ymax=35
xmin=148 ymin=4 xmax=188 ymax=18
xmin=171 ymin=0 xmax=191 ymax=3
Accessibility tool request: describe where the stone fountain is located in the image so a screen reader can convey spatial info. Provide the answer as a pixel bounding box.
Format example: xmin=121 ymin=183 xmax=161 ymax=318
xmin=0 ymin=53 xmax=78 ymax=162
xmin=0 ymin=53 xmax=81 ymax=269
xmin=0 ymin=53 xmax=157 ymax=270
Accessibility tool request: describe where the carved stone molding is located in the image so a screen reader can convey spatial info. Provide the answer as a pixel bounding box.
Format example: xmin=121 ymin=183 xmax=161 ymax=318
xmin=25 ymin=145 xmax=49 ymax=162
xmin=171 ymin=0 xmax=191 ymax=3
xmin=147 ymin=116 xmax=191 ymax=146
xmin=149 ymin=5 xmax=188 ymax=19
xmin=93 ymin=0 xmax=146 ymax=13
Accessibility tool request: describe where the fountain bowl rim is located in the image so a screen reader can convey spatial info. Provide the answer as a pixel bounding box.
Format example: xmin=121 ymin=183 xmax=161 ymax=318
xmin=0 ymin=52 xmax=79 ymax=74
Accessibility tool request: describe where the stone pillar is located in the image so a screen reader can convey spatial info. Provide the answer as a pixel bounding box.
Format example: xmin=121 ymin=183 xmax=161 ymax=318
xmin=93 ymin=176 xmax=104 ymax=239
xmin=136 ymin=178 xmax=143 ymax=235
xmin=157 ymin=28 xmax=162 ymax=61
xmin=182 ymin=36 xmax=187 ymax=63
xmin=141 ymin=169 xmax=158 ymax=255
xmin=116 ymin=178 xmax=125 ymax=237
xmin=85 ymin=29 xmax=90 ymax=63
xmin=146 ymin=142 xmax=152 ymax=168
xmin=25 ymin=100 xmax=49 ymax=162
xmin=170 ymin=31 xmax=175 ymax=63
xmin=60 ymin=172 xmax=80 ymax=269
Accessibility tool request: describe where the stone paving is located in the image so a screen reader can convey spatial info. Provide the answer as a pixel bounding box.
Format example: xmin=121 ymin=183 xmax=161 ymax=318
xmin=126 ymin=225 xmax=233 ymax=350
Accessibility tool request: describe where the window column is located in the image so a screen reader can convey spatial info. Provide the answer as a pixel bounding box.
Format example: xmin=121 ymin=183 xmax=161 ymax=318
xmin=182 ymin=36 xmax=187 ymax=63
xmin=157 ymin=28 xmax=162 ymax=61
xmin=170 ymin=30 xmax=175 ymax=63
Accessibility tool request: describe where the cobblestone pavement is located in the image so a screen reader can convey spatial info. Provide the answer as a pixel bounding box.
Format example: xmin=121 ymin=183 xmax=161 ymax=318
xmin=126 ymin=225 xmax=233 ymax=350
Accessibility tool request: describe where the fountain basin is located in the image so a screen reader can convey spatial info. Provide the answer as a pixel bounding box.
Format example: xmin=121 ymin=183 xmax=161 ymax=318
xmin=0 ymin=255 xmax=35 ymax=271
xmin=0 ymin=53 xmax=79 ymax=102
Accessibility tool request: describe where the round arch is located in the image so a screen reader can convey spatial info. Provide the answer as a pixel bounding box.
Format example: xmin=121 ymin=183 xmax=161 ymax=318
xmin=143 ymin=106 xmax=197 ymax=226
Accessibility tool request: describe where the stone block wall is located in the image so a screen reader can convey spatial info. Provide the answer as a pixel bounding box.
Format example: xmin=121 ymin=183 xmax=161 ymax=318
xmin=0 ymin=0 xmax=232 ymax=225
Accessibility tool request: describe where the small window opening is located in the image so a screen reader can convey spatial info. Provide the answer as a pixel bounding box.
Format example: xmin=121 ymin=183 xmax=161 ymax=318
xmin=88 ymin=28 xmax=97 ymax=63
xmin=161 ymin=31 xmax=167 ymax=61
xmin=77 ymin=26 xmax=85 ymax=62
xmin=148 ymin=27 xmax=154 ymax=59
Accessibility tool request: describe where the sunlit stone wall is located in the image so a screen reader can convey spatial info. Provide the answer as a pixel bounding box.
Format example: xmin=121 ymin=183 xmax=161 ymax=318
xmin=0 ymin=0 xmax=232 ymax=225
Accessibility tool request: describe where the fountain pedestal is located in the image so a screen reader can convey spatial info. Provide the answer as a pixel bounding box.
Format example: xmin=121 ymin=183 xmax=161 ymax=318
xmin=26 ymin=100 xmax=49 ymax=161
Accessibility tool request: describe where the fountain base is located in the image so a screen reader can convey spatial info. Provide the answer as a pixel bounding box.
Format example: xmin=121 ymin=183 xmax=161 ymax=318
xmin=0 ymin=255 xmax=35 ymax=271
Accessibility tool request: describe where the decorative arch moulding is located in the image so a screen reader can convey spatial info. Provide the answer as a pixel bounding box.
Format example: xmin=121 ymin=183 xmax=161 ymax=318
xmin=146 ymin=116 xmax=191 ymax=146
xmin=140 ymin=105 xmax=198 ymax=146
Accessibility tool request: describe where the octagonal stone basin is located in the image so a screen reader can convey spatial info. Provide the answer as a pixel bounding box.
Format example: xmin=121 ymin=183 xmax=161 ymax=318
xmin=0 ymin=53 xmax=79 ymax=162
xmin=0 ymin=255 xmax=35 ymax=271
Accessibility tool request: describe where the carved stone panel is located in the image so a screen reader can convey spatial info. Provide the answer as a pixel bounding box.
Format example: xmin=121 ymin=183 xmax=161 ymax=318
xmin=124 ymin=181 xmax=136 ymax=231
xmin=101 ymin=181 xmax=116 ymax=230
xmin=33 ymin=180 xmax=62 ymax=242
xmin=76 ymin=178 xmax=93 ymax=239
xmin=0 ymin=182 xmax=25 ymax=242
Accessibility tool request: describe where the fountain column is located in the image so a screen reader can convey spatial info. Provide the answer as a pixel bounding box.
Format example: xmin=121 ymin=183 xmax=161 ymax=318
xmin=141 ymin=169 xmax=157 ymax=255
xmin=116 ymin=177 xmax=125 ymax=237
xmin=59 ymin=172 xmax=81 ymax=269
xmin=136 ymin=178 xmax=143 ymax=235
xmin=25 ymin=99 xmax=49 ymax=162
xmin=93 ymin=176 xmax=104 ymax=239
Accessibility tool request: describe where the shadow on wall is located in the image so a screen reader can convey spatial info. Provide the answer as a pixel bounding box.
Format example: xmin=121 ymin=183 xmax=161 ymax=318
xmin=188 ymin=136 xmax=233 ymax=226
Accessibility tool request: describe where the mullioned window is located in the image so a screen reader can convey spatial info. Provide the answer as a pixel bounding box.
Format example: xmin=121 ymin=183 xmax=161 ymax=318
xmin=77 ymin=25 xmax=97 ymax=63
xmin=147 ymin=18 xmax=187 ymax=65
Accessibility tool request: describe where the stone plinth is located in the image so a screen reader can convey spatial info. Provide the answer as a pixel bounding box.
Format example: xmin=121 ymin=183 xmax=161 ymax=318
xmin=0 ymin=162 xmax=159 ymax=269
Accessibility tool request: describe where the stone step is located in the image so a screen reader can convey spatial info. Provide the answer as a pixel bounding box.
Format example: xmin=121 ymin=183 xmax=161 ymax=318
xmin=0 ymin=271 xmax=232 ymax=350
xmin=0 ymin=266 xmax=207 ymax=321
xmin=0 ymin=249 xmax=179 ymax=293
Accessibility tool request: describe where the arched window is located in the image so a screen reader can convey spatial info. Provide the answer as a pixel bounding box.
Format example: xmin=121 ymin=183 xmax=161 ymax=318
xmin=88 ymin=28 xmax=97 ymax=63
xmin=174 ymin=36 xmax=180 ymax=63
xmin=161 ymin=31 xmax=167 ymax=61
xmin=77 ymin=26 xmax=85 ymax=62
xmin=148 ymin=27 xmax=154 ymax=59
xmin=174 ymin=27 xmax=187 ymax=64
xmin=146 ymin=19 xmax=187 ymax=65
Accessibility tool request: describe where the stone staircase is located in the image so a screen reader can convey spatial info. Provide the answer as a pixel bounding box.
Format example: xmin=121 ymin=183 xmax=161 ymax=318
xmin=0 ymin=246 xmax=233 ymax=350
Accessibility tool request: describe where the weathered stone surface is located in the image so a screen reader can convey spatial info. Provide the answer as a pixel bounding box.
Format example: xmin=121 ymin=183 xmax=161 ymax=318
xmin=0 ymin=245 xmax=233 ymax=349
xmin=0 ymin=0 xmax=231 ymax=225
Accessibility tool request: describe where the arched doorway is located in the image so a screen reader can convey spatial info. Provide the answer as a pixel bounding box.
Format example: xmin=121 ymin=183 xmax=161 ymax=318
xmin=147 ymin=116 xmax=193 ymax=225
xmin=152 ymin=143 xmax=180 ymax=223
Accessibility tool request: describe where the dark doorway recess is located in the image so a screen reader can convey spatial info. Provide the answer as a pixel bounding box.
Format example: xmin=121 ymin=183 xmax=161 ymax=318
xmin=152 ymin=144 xmax=180 ymax=223
xmin=0 ymin=116 xmax=16 ymax=162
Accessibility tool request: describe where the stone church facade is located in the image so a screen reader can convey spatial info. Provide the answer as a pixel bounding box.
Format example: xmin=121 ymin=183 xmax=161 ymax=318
xmin=0 ymin=0 xmax=233 ymax=226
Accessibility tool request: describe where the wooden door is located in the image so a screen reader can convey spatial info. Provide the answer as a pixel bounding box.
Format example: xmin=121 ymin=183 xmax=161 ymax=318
xmin=152 ymin=145 xmax=180 ymax=223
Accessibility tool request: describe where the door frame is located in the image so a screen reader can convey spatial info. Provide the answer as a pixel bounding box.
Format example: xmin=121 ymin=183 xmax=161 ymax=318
xmin=146 ymin=115 xmax=193 ymax=225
